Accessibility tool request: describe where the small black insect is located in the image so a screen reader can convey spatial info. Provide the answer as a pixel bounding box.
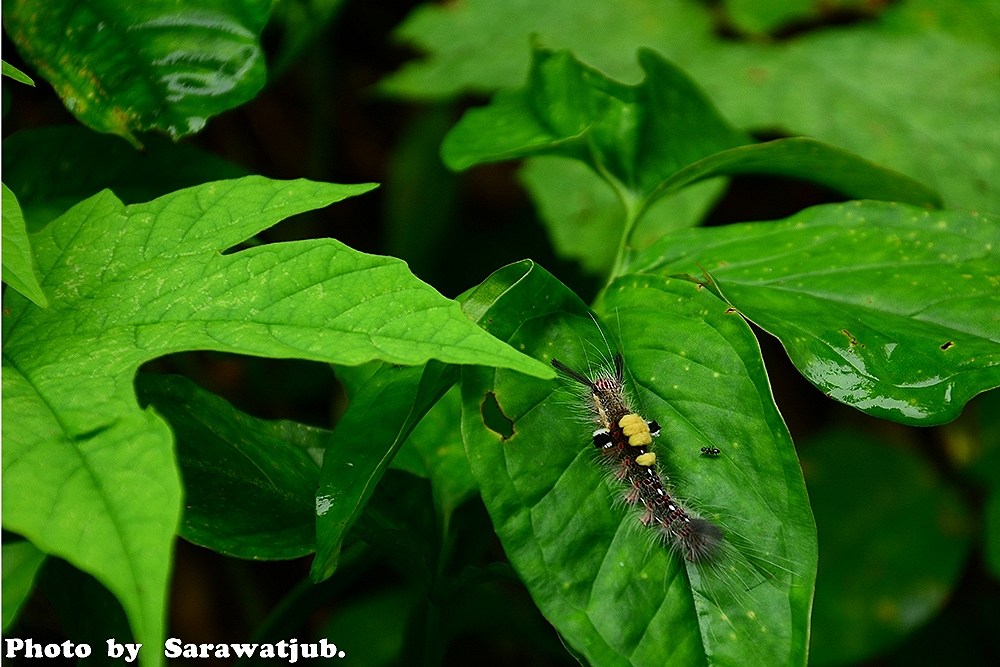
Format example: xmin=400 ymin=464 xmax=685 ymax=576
xmin=700 ymin=446 xmax=721 ymax=457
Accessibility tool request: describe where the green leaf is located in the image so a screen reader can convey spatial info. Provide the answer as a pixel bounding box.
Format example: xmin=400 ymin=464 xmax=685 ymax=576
xmin=708 ymin=4 xmax=1000 ymax=213
xmin=658 ymin=136 xmax=941 ymax=209
xmin=1 ymin=176 xmax=548 ymax=663
xmin=3 ymin=0 xmax=271 ymax=145
xmin=2 ymin=368 xmax=175 ymax=666
xmin=1 ymin=184 xmax=47 ymax=307
xmin=382 ymin=0 xmax=714 ymax=100
xmin=385 ymin=0 xmax=1000 ymax=211
xmin=311 ymin=259 xmax=547 ymax=581
xmin=391 ymin=385 xmax=477 ymax=525
xmin=461 ymin=263 xmax=816 ymax=665
xmin=1 ymin=60 xmax=34 ymax=86
xmin=136 ymin=373 xmax=324 ymax=560
xmin=4 ymin=126 xmax=247 ymax=228
xmin=2 ymin=541 xmax=46 ymax=631
xmin=442 ymin=47 xmax=749 ymax=205
xmin=443 ymin=47 xmax=940 ymax=226
xmin=312 ymin=362 xmax=457 ymax=581
xmin=803 ymin=430 xmax=973 ymax=666
xmin=633 ymin=201 xmax=1000 ymax=425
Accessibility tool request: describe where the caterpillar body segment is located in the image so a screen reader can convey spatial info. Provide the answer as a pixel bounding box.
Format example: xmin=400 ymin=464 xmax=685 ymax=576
xmin=551 ymin=354 xmax=723 ymax=563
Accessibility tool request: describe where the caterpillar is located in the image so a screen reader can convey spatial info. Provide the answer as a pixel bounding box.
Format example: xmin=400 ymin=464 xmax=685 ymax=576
xmin=551 ymin=353 xmax=723 ymax=563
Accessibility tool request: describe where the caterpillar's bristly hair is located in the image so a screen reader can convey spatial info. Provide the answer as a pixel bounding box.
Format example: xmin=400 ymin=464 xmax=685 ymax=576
xmin=552 ymin=354 xmax=723 ymax=563
xmin=676 ymin=518 xmax=724 ymax=563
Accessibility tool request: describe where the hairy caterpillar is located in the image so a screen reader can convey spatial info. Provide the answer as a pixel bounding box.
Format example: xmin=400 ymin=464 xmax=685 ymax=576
xmin=551 ymin=353 xmax=723 ymax=562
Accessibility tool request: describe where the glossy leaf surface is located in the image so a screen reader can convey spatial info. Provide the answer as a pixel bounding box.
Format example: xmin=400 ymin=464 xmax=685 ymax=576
xmin=460 ymin=262 xmax=816 ymax=666
xmin=4 ymin=0 xmax=271 ymax=145
xmin=633 ymin=201 xmax=1000 ymax=425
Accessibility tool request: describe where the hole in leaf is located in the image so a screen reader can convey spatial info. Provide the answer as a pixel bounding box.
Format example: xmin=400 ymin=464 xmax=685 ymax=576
xmin=481 ymin=391 xmax=514 ymax=440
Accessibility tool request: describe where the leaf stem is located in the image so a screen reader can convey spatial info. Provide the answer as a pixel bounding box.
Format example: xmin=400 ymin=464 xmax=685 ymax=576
xmin=607 ymin=185 xmax=643 ymax=288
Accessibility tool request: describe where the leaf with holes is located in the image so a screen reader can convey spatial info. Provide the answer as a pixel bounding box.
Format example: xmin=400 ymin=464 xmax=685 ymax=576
xmin=460 ymin=261 xmax=816 ymax=666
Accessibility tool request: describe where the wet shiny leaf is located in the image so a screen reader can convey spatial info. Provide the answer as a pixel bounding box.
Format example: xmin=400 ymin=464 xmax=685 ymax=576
xmin=4 ymin=0 xmax=271 ymax=145
xmin=633 ymin=201 xmax=1000 ymax=425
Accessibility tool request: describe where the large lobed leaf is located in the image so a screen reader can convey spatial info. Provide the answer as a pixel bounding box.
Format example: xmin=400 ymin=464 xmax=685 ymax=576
xmin=1 ymin=177 xmax=550 ymax=664
xmin=631 ymin=201 xmax=1000 ymax=425
xmin=4 ymin=0 xmax=271 ymax=145
xmin=460 ymin=261 xmax=816 ymax=666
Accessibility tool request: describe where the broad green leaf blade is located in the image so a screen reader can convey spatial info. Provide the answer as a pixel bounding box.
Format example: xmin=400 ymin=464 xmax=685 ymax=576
xmin=382 ymin=0 xmax=714 ymax=100
xmin=4 ymin=0 xmax=271 ymax=145
xmin=137 ymin=373 xmax=324 ymax=560
xmin=632 ymin=201 xmax=1000 ymax=425
xmin=1 ymin=184 xmax=47 ymax=307
xmin=312 ymin=362 xmax=457 ymax=581
xmin=312 ymin=259 xmax=549 ymax=581
xmin=442 ymin=47 xmax=749 ymax=202
xmin=2 ymin=363 xmax=178 ymax=667
xmin=461 ymin=264 xmax=816 ymax=666
xmin=2 ymin=177 xmax=547 ymax=662
xmin=1 ymin=60 xmax=34 ymax=85
xmin=2 ymin=541 xmax=46 ymax=631
xmin=803 ymin=430 xmax=972 ymax=666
